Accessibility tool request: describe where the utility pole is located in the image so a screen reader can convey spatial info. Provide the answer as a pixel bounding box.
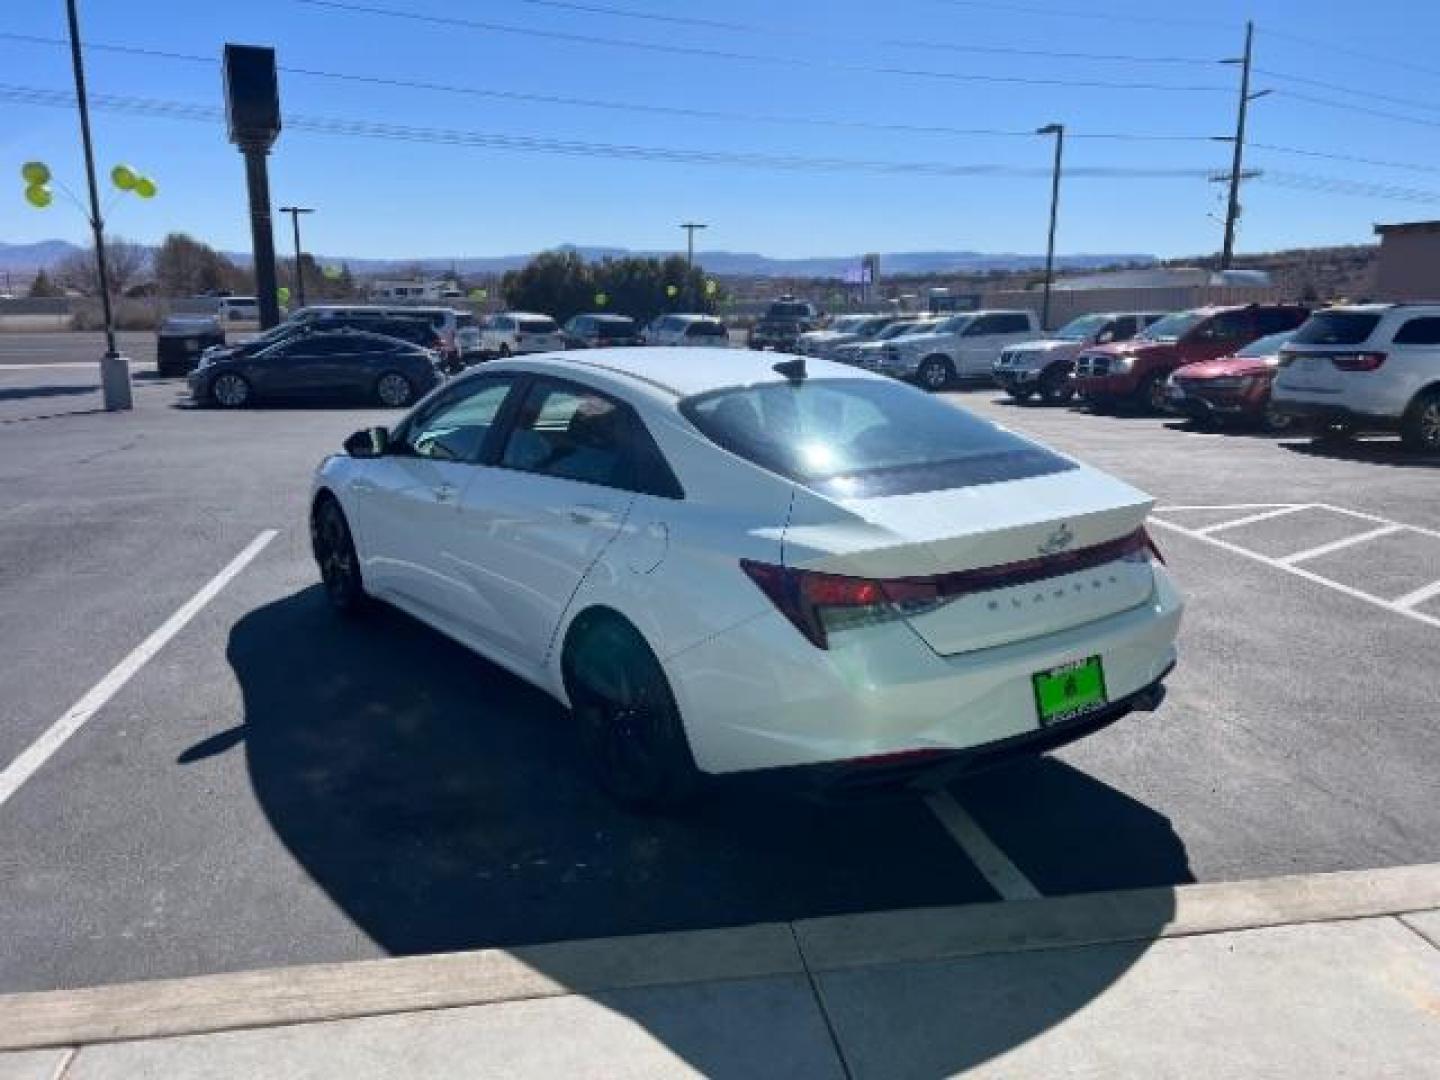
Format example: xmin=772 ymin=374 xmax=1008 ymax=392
xmin=680 ymin=222 xmax=706 ymax=307
xmin=65 ymin=0 xmax=130 ymax=410
xmin=1037 ymin=123 xmax=1064 ymax=331
xmin=1219 ymin=21 xmax=1270 ymax=271
xmin=279 ymin=205 xmax=314 ymax=310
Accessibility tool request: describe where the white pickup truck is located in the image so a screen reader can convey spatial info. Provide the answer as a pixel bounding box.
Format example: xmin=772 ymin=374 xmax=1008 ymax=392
xmin=874 ymin=310 xmax=1040 ymax=390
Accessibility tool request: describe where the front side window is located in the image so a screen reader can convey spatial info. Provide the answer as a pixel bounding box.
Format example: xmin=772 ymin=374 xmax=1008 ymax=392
xmin=501 ymin=382 xmax=635 ymax=489
xmin=681 ymin=378 xmax=1075 ymax=498
xmin=1192 ymin=311 xmax=1251 ymax=342
xmin=404 ymin=378 xmax=516 ymax=462
xmin=1053 ymin=314 xmax=1109 ymax=341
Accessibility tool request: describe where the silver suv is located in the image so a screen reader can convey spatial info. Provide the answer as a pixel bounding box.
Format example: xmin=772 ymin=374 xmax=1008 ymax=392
xmin=1272 ymin=304 xmax=1440 ymax=450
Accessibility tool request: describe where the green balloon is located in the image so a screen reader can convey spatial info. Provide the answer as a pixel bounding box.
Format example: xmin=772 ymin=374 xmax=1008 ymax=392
xmin=594 ymin=292 xmax=608 ymax=307
xmin=24 ymin=184 xmax=52 ymax=209
xmin=468 ymin=288 xmax=487 ymax=301
xmin=665 ymin=284 xmax=679 ymax=298
xmin=22 ymin=161 xmax=51 ymax=185
xmin=705 ymin=279 xmax=718 ymax=296
xmin=323 ymin=265 xmax=342 ymax=280
xmin=111 ymin=164 xmax=137 ymax=191
xmin=277 ymin=286 xmax=292 ymax=304
xmin=133 ymin=176 xmax=157 ymax=199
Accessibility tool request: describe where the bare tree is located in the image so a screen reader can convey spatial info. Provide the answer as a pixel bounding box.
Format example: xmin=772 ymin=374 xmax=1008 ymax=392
xmin=55 ymin=237 xmax=151 ymax=298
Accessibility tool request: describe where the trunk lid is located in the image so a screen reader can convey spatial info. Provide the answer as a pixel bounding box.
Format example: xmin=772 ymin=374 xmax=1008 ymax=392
xmin=783 ymin=468 xmax=1155 ymax=655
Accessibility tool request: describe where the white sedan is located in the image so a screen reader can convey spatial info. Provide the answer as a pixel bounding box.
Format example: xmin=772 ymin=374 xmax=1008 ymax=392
xmin=311 ymin=348 xmax=1183 ymax=807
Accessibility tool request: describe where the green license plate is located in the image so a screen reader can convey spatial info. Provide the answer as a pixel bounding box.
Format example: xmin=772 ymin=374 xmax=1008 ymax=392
xmin=1032 ymin=656 xmax=1108 ymax=726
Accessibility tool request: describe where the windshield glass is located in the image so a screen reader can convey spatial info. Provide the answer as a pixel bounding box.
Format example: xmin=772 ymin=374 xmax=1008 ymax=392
xmin=827 ymin=316 xmax=867 ymax=333
xmin=933 ymin=315 xmax=973 ymax=334
xmin=1054 ymin=314 xmax=1109 ymax=341
xmin=1236 ymin=330 xmax=1294 ymax=358
xmin=680 ymin=378 xmax=1075 ymax=499
xmin=1289 ymin=309 xmax=1384 ymax=346
xmin=875 ymin=321 xmax=924 ymax=341
xmin=1139 ymin=310 xmax=1205 ymax=342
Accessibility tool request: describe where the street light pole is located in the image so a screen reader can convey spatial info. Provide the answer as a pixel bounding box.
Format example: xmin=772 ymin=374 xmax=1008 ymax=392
xmin=64 ymin=0 xmax=130 ymax=410
xmin=680 ymin=222 xmax=707 ymax=306
xmin=279 ymin=205 xmax=314 ymax=310
xmin=1037 ymin=123 xmax=1065 ymax=332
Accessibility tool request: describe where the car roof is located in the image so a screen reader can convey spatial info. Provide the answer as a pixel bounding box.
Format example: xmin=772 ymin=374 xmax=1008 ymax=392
xmin=479 ymin=347 xmax=888 ymax=401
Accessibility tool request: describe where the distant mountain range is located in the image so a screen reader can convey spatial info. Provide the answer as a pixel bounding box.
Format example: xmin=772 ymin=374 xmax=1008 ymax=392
xmin=0 ymin=239 xmax=1156 ymax=279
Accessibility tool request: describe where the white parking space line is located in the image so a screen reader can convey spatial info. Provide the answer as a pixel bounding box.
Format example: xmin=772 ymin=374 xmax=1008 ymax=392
xmin=1393 ymin=577 xmax=1440 ymax=611
xmin=1148 ymin=517 xmax=1440 ymax=632
xmin=1153 ymin=503 xmax=1302 ymax=513
xmin=1192 ymin=505 xmax=1310 ymax=536
xmin=0 ymin=362 xmax=102 ymax=371
xmin=0 ymin=530 xmax=278 ymax=810
xmin=1312 ymin=503 xmax=1440 ymax=541
xmin=1278 ymin=525 xmax=1407 ymax=565
xmin=923 ymin=790 xmax=1042 ymax=901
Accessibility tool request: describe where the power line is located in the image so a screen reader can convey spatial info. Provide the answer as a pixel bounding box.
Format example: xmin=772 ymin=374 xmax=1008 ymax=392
xmin=11 ymin=81 xmax=1440 ymax=205
xmin=1249 ymin=142 xmax=1440 ymax=178
xmin=922 ymin=0 xmax=1231 ymax=30
xmin=476 ymin=0 xmax=1220 ymax=65
xmin=0 ymin=32 xmax=1218 ymax=143
xmin=1259 ymin=26 xmax=1440 ymax=83
xmin=1254 ymin=67 xmax=1440 ymax=116
xmin=1272 ymin=89 xmax=1440 ymax=131
xmin=0 ymin=83 xmax=1219 ymax=179
xmin=292 ymin=0 xmax=1232 ymax=91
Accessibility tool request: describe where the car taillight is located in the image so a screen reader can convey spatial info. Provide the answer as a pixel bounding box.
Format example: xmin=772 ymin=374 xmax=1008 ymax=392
xmin=1142 ymin=526 xmax=1166 ymax=565
xmin=741 ymin=528 xmax=1158 ymax=649
xmin=1330 ymin=351 xmax=1386 ymax=371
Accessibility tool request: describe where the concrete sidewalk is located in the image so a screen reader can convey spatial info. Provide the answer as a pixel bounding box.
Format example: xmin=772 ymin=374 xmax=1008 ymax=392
xmin=3 ymin=865 xmax=1438 ymax=1079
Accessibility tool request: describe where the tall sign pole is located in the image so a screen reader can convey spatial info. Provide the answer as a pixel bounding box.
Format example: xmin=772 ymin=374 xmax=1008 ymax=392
xmin=680 ymin=222 xmax=707 ymax=307
xmin=279 ymin=205 xmax=314 ymax=310
xmin=224 ymin=45 xmax=283 ymax=329
xmin=65 ymin=0 xmax=131 ymax=410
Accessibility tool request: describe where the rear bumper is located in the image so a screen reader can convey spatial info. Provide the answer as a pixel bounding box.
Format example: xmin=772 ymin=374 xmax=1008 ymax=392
xmin=1269 ymin=399 xmax=1399 ymax=431
xmin=663 ymin=568 xmax=1184 ymax=775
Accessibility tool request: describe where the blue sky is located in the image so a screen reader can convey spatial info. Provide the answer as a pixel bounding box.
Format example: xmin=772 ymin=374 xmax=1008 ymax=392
xmin=5 ymin=0 xmax=1440 ymax=261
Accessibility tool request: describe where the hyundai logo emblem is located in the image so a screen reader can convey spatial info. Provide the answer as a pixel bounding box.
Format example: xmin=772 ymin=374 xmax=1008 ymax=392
xmin=1038 ymin=523 xmax=1075 ymax=555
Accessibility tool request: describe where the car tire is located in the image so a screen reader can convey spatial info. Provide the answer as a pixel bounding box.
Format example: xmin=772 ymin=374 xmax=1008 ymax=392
xmin=917 ymin=355 xmax=954 ymax=392
xmin=375 ymin=371 xmax=415 ymax=408
xmin=1262 ymin=402 xmax=1295 ymax=433
xmin=498 ymin=343 xmax=512 ymax=358
xmin=563 ymin=612 xmax=701 ymax=812
xmin=1400 ymin=389 xmax=1440 ymax=451
xmin=1136 ymin=373 xmax=1168 ymax=414
xmin=1006 ymin=387 xmax=1035 ymax=403
xmin=310 ymin=495 xmax=369 ymax=618
xmin=1037 ymin=368 xmax=1075 ymax=405
xmin=210 ymin=372 xmax=252 ymax=408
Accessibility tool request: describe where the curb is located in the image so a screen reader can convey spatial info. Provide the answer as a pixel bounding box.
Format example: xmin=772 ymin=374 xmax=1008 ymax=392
xmin=2 ymin=863 xmax=1437 ymax=1053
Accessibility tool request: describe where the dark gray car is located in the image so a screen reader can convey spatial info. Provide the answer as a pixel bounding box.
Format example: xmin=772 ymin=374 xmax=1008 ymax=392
xmin=189 ymin=329 xmax=442 ymax=408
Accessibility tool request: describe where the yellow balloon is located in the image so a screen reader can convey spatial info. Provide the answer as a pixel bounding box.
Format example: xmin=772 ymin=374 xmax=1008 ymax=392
xmin=133 ymin=176 xmax=157 ymax=199
xmin=22 ymin=161 xmax=51 ymax=185
xmin=594 ymin=292 xmax=608 ymax=307
xmin=705 ymin=279 xmax=718 ymax=296
xmin=110 ymin=164 xmax=137 ymax=191
xmin=24 ymin=184 xmax=52 ymax=209
xmin=665 ymin=284 xmax=679 ymax=297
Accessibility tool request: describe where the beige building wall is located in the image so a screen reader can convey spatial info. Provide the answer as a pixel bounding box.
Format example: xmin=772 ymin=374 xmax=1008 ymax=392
xmin=1375 ymin=223 xmax=1440 ymax=302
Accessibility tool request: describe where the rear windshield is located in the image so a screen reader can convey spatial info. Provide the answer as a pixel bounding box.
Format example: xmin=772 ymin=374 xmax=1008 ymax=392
xmin=680 ymin=378 xmax=1076 ymax=498
xmin=519 ymin=317 xmax=557 ymax=333
xmin=765 ymin=302 xmax=811 ymax=320
xmin=595 ymin=317 xmax=636 ymax=335
xmin=1289 ymin=310 xmax=1384 ymax=346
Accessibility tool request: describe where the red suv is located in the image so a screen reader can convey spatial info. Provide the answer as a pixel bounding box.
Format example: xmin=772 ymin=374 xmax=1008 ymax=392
xmin=1073 ymin=304 xmax=1310 ymax=412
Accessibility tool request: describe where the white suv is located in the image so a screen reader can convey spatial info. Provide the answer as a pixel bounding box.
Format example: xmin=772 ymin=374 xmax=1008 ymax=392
xmin=643 ymin=314 xmax=729 ymax=347
xmin=1272 ymin=304 xmax=1440 ymax=450
xmin=876 ymin=310 xmax=1040 ymax=390
xmin=479 ymin=312 xmax=564 ymax=357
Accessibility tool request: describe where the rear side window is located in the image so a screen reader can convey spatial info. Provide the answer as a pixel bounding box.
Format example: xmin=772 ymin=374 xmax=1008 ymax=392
xmin=680 ymin=378 xmax=1076 ymax=499
xmin=1290 ymin=310 xmax=1383 ymax=346
xmin=519 ymin=317 xmax=557 ymax=333
xmin=1256 ymin=308 xmax=1306 ymax=335
xmin=686 ymin=321 xmax=727 ymax=338
xmin=1194 ymin=310 xmax=1251 ymax=341
xmin=970 ymin=313 xmax=1030 ymax=335
xmin=1391 ymin=316 xmax=1440 ymax=345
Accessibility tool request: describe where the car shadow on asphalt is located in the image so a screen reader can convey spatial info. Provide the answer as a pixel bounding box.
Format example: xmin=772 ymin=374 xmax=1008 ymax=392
xmin=210 ymin=584 xmax=1193 ymax=1075
xmin=1282 ymin=437 xmax=1440 ymax=469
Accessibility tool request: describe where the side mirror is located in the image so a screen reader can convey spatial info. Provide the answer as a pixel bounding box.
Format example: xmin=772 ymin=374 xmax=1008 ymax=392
xmin=344 ymin=426 xmax=389 ymax=458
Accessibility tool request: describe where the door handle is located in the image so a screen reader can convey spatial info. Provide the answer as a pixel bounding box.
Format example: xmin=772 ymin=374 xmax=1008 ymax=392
xmin=567 ymin=505 xmax=613 ymax=526
xmin=433 ymin=482 xmax=458 ymax=503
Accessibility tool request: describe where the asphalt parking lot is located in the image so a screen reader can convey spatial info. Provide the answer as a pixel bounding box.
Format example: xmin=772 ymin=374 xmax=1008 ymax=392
xmin=2 ymin=336 xmax=1438 ymax=996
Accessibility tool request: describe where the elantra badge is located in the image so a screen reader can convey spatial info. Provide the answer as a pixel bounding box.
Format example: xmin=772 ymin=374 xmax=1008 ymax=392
xmin=1039 ymin=523 xmax=1075 ymax=555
